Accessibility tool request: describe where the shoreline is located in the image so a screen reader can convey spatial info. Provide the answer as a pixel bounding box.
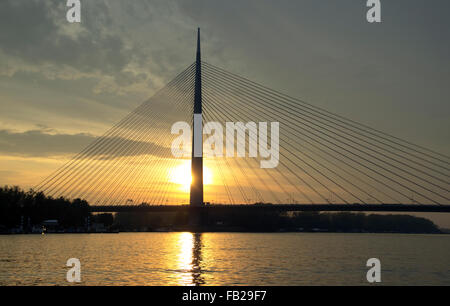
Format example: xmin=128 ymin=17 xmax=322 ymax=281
xmin=1 ymin=230 xmax=446 ymax=235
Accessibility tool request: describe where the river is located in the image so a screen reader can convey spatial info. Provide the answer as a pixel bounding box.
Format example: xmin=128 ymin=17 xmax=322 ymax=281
xmin=0 ymin=232 xmax=449 ymax=285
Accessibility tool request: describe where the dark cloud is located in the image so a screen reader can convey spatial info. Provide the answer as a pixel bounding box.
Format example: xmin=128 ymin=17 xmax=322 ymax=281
xmin=0 ymin=129 xmax=95 ymax=157
xmin=0 ymin=0 xmax=131 ymax=75
xmin=0 ymin=129 xmax=171 ymax=158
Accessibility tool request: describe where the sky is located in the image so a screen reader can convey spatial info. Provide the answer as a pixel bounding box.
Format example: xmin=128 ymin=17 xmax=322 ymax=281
xmin=0 ymin=0 xmax=449 ymax=225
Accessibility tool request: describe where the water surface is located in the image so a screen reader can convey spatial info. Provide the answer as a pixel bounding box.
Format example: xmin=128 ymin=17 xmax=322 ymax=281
xmin=0 ymin=233 xmax=449 ymax=285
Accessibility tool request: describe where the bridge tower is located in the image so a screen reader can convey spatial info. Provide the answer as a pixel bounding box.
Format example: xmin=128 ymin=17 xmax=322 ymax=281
xmin=190 ymin=28 xmax=204 ymax=207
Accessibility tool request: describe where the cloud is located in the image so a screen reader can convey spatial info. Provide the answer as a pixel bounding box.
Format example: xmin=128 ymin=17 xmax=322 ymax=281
xmin=0 ymin=1 xmax=129 ymax=74
xmin=0 ymin=129 xmax=172 ymax=158
xmin=0 ymin=0 xmax=187 ymax=98
xmin=0 ymin=129 xmax=95 ymax=157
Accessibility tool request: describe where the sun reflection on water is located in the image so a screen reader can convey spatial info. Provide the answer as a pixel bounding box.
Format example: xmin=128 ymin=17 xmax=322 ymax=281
xmin=175 ymin=232 xmax=204 ymax=286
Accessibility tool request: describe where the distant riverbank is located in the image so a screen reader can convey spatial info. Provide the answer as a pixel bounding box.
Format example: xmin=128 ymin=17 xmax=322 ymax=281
xmin=1 ymin=186 xmax=442 ymax=235
xmin=1 ymin=227 xmax=445 ymax=235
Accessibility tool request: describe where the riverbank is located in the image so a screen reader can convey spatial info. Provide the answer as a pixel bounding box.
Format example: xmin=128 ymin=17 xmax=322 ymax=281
xmin=1 ymin=227 xmax=445 ymax=235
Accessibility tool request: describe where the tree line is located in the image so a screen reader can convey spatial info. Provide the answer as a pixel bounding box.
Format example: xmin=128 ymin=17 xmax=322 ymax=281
xmin=0 ymin=185 xmax=90 ymax=229
xmin=0 ymin=185 xmax=441 ymax=233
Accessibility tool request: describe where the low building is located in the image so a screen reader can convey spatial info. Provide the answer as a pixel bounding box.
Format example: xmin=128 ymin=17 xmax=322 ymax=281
xmin=42 ymin=220 xmax=59 ymax=232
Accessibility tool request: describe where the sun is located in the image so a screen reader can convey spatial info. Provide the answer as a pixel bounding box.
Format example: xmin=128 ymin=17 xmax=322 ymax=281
xmin=169 ymin=161 xmax=212 ymax=192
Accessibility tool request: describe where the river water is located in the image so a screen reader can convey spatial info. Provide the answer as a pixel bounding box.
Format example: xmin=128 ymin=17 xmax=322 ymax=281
xmin=0 ymin=232 xmax=449 ymax=285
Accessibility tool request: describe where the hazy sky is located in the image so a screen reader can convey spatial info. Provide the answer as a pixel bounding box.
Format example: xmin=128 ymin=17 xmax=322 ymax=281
xmin=0 ymin=1 xmax=449 ymax=224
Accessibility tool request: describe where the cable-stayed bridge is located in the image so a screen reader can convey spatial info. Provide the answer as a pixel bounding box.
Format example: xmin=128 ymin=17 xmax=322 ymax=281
xmin=35 ymin=29 xmax=450 ymax=214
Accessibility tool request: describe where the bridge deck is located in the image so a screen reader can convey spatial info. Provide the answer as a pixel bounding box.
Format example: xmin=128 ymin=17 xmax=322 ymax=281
xmin=89 ymin=204 xmax=450 ymax=213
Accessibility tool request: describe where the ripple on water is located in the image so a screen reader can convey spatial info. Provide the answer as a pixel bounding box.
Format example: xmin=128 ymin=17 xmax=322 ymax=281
xmin=0 ymin=233 xmax=449 ymax=285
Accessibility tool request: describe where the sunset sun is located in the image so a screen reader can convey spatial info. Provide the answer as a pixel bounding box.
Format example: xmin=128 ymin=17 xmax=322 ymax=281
xmin=169 ymin=161 xmax=213 ymax=192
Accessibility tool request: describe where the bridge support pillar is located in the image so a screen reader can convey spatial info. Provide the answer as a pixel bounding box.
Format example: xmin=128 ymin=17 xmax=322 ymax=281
xmin=190 ymin=28 xmax=204 ymax=209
